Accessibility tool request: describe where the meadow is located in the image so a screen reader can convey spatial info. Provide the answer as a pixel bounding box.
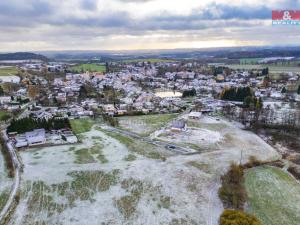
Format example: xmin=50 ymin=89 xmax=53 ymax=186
xmin=245 ymin=166 xmax=300 ymax=225
xmin=69 ymin=64 xmax=106 ymax=73
xmin=0 ymin=67 xmax=18 ymax=76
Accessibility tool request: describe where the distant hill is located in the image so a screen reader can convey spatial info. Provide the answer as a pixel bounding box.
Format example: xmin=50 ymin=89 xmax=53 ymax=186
xmin=0 ymin=52 xmax=48 ymax=62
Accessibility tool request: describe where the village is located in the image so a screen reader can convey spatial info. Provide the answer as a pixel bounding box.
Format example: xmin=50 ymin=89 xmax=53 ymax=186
xmin=0 ymin=56 xmax=300 ymax=225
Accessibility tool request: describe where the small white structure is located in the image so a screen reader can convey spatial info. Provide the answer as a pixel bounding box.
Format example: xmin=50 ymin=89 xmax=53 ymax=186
xmin=15 ymin=136 xmax=28 ymax=148
xmin=25 ymin=129 xmax=46 ymax=146
xmin=170 ymin=120 xmax=187 ymax=132
xmin=188 ymin=112 xmax=202 ymax=120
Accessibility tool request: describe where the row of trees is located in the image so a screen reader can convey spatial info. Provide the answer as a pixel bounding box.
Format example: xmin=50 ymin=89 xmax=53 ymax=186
xmin=220 ymin=87 xmax=253 ymax=102
xmin=7 ymin=117 xmax=70 ymax=133
xmin=182 ymin=88 xmax=196 ymax=98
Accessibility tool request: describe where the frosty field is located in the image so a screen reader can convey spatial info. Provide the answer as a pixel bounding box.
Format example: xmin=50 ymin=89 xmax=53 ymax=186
xmin=7 ymin=117 xmax=280 ymax=225
xmin=118 ymin=113 xmax=178 ymax=137
xmin=0 ymin=152 xmax=13 ymax=212
xmin=245 ymin=166 xmax=300 ymax=225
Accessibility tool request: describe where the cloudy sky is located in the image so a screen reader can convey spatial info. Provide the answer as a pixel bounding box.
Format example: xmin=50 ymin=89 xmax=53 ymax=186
xmin=0 ymin=0 xmax=300 ymax=51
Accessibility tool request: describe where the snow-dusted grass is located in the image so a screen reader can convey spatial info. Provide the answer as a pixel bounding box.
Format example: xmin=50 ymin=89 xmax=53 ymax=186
xmin=245 ymin=166 xmax=300 ymax=225
xmin=9 ymin=118 xmax=280 ymax=225
xmin=0 ymin=151 xmax=13 ymax=212
xmin=118 ymin=113 xmax=178 ymax=136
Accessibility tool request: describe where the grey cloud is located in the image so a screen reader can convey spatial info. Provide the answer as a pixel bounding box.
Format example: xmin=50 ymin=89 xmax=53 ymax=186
xmin=80 ymin=0 xmax=98 ymax=11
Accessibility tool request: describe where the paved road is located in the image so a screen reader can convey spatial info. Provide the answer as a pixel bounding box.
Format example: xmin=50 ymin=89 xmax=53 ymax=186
xmin=102 ymin=126 xmax=198 ymax=154
xmin=0 ymin=130 xmax=21 ymax=223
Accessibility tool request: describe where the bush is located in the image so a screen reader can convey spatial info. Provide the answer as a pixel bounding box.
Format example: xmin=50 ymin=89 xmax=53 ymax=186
xmin=219 ymin=210 xmax=262 ymax=225
xmin=218 ymin=163 xmax=246 ymax=210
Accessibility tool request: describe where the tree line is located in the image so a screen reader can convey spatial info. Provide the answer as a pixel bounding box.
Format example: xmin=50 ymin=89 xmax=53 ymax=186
xmin=220 ymin=87 xmax=253 ymax=102
xmin=7 ymin=117 xmax=70 ymax=133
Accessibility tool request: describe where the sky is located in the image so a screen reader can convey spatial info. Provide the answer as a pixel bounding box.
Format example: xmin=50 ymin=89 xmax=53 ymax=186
xmin=0 ymin=0 xmax=300 ymax=51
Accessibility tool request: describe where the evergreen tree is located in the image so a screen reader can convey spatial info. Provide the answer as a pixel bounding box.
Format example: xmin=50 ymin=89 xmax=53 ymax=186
xmin=297 ymin=85 xmax=300 ymax=95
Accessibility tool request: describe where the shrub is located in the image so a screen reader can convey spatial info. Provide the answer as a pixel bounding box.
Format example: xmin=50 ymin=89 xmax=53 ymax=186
xmin=218 ymin=163 xmax=246 ymax=210
xmin=219 ymin=209 xmax=262 ymax=225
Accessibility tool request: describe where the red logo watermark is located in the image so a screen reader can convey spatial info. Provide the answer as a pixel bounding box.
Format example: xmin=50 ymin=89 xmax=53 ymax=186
xmin=272 ymin=10 xmax=300 ymax=25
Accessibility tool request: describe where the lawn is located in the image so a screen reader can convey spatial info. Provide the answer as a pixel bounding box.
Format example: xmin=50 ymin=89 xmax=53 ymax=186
xmin=0 ymin=110 xmax=11 ymax=121
xmin=118 ymin=113 xmax=178 ymax=136
xmin=69 ymin=118 xmax=94 ymax=134
xmin=245 ymin=166 xmax=300 ymax=225
xmin=69 ymin=64 xmax=106 ymax=73
xmin=0 ymin=67 xmax=18 ymax=76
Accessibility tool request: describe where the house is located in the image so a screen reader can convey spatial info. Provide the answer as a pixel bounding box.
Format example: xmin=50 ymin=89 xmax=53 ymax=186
xmin=25 ymin=129 xmax=46 ymax=146
xmin=188 ymin=111 xmax=202 ymax=120
xmin=170 ymin=120 xmax=187 ymax=132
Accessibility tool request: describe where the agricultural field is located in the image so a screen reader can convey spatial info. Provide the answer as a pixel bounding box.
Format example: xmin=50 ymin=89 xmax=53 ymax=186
xmin=227 ymin=64 xmax=300 ymax=73
xmin=122 ymin=58 xmax=175 ymax=63
xmin=0 ymin=67 xmax=18 ymax=76
xmin=0 ymin=151 xmax=13 ymax=212
xmin=7 ymin=117 xmax=280 ymax=225
xmin=69 ymin=64 xmax=106 ymax=73
xmin=245 ymin=166 xmax=300 ymax=225
xmin=117 ymin=113 xmax=178 ymax=136
xmin=239 ymin=58 xmax=263 ymax=64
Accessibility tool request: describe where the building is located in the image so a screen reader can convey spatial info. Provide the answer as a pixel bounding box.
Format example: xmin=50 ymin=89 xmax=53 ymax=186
xmin=25 ymin=129 xmax=46 ymax=146
xmin=188 ymin=111 xmax=202 ymax=120
xmin=170 ymin=120 xmax=187 ymax=132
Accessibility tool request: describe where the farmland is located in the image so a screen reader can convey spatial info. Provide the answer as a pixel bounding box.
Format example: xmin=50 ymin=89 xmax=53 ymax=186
xmin=7 ymin=117 xmax=280 ymax=225
xmin=69 ymin=64 xmax=106 ymax=73
xmin=245 ymin=166 xmax=300 ymax=225
xmin=227 ymin=64 xmax=300 ymax=73
xmin=122 ymin=58 xmax=175 ymax=63
xmin=0 ymin=67 xmax=18 ymax=76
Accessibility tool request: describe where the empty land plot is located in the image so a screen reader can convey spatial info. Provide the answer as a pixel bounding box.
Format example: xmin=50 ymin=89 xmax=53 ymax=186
xmin=118 ymin=114 xmax=178 ymax=136
xmin=70 ymin=118 xmax=94 ymax=134
xmin=245 ymin=166 xmax=300 ymax=225
xmin=69 ymin=64 xmax=106 ymax=73
xmin=9 ymin=121 xmax=280 ymax=225
xmin=0 ymin=67 xmax=18 ymax=76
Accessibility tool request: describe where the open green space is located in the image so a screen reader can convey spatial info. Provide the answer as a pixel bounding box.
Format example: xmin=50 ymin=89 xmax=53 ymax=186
xmin=118 ymin=113 xmax=178 ymax=136
xmin=70 ymin=118 xmax=94 ymax=134
xmin=0 ymin=67 xmax=18 ymax=76
xmin=69 ymin=63 xmax=106 ymax=73
xmin=245 ymin=166 xmax=300 ymax=225
xmin=0 ymin=110 xmax=11 ymax=121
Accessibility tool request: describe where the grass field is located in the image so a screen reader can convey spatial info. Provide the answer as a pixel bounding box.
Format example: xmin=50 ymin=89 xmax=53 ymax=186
xmin=0 ymin=67 xmax=18 ymax=76
xmin=227 ymin=64 xmax=300 ymax=73
xmin=122 ymin=58 xmax=175 ymax=63
xmin=239 ymin=58 xmax=263 ymax=64
xmin=70 ymin=118 xmax=94 ymax=134
xmin=69 ymin=64 xmax=106 ymax=73
xmin=0 ymin=110 xmax=11 ymax=121
xmin=118 ymin=113 xmax=178 ymax=136
xmin=245 ymin=166 xmax=300 ymax=225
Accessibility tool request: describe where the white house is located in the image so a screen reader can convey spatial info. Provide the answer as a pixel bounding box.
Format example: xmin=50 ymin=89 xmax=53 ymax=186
xmin=25 ymin=129 xmax=46 ymax=146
